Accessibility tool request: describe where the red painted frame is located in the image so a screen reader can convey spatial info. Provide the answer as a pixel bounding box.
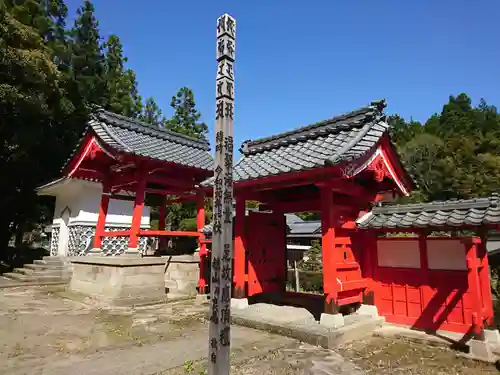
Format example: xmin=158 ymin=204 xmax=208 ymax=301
xmin=372 ymin=236 xmax=494 ymax=335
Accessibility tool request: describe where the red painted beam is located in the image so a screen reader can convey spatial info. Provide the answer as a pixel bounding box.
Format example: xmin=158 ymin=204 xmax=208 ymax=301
xmin=317 ymin=179 xmax=370 ymax=198
xmin=103 ymin=193 xmax=136 ymax=201
xmin=148 ymin=175 xmax=196 ymax=189
xmin=145 ymin=188 xmax=196 ymax=198
xmin=138 ymin=230 xmax=201 ymax=237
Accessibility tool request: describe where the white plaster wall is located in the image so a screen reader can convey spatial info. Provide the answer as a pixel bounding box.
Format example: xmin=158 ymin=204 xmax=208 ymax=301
xmin=52 ymin=180 xmax=150 ymax=228
xmin=74 ymin=183 xmax=150 ymax=227
xmin=377 ymin=239 xmax=421 ymax=268
xmin=427 ymin=239 xmax=467 ymax=271
xmin=52 ymin=183 xmax=81 ymax=227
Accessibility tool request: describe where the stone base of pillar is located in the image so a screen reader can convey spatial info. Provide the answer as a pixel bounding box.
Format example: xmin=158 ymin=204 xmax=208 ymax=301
xmin=484 ymin=329 xmax=500 ymax=344
xmin=320 ymin=313 xmax=345 ymax=328
xmin=231 ymin=298 xmax=249 ymax=310
xmin=468 ymin=339 xmax=496 ymax=362
xmin=356 ymin=304 xmax=380 ymax=318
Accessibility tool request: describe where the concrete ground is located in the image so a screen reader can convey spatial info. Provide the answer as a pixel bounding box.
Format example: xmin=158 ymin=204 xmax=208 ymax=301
xmin=0 ymin=286 xmax=498 ymax=375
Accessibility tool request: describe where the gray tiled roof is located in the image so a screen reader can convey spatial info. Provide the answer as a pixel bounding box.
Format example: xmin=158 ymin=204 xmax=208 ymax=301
xmin=201 ymin=100 xmax=390 ymax=186
xmin=286 ymin=213 xmax=304 ymax=225
xmin=233 ymin=100 xmax=389 ymax=181
xmin=288 ymin=221 xmax=321 ymax=235
xmin=67 ymin=109 xmax=213 ymax=171
xmin=356 ymin=194 xmax=500 ymax=230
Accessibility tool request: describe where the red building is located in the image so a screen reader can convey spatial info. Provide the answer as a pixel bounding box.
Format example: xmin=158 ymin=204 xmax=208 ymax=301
xmin=41 ymin=100 xmax=496 ymax=339
xmin=201 ymin=99 xmax=495 ymax=339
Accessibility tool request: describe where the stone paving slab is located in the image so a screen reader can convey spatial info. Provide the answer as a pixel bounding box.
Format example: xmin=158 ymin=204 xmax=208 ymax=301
xmin=230 ymin=303 xmax=383 ymax=349
xmin=8 ymin=325 xmax=297 ymax=375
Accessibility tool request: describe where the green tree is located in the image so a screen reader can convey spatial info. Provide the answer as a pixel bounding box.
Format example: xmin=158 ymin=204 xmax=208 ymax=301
xmin=392 ymin=93 xmax=500 ymax=203
xmin=103 ymin=34 xmax=143 ymax=118
xmin=166 ymin=87 xmax=208 ymax=140
xmin=69 ymin=0 xmax=105 ymax=107
xmin=139 ymin=97 xmax=164 ymax=126
xmin=0 ymin=2 xmax=69 ymax=246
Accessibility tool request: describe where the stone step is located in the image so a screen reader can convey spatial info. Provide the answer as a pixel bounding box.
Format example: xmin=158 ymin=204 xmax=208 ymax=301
xmin=29 ymin=270 xmax=68 ymax=278
xmin=13 ymin=267 xmax=34 ymax=275
xmin=3 ymin=272 xmax=69 ymax=283
xmin=24 ymin=263 xmax=67 ymax=271
xmin=33 ymin=261 xmax=66 ymax=268
xmin=42 ymin=256 xmax=68 ymax=264
xmin=42 ymin=256 xmax=65 ymax=261
xmin=3 ymin=272 xmax=31 ymax=282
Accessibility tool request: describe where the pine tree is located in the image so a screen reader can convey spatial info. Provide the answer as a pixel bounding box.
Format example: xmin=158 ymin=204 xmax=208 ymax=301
xmin=103 ymin=34 xmax=142 ymax=117
xmin=69 ymin=0 xmax=105 ymax=106
xmin=166 ymin=87 xmax=208 ymax=140
xmin=125 ymin=69 xmax=143 ymax=118
xmin=0 ymin=2 xmax=67 ymax=246
xmin=139 ymin=97 xmax=164 ymax=126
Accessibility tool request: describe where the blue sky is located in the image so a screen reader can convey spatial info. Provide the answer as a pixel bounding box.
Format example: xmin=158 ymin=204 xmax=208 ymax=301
xmin=67 ymin=1 xmax=500 ymax=148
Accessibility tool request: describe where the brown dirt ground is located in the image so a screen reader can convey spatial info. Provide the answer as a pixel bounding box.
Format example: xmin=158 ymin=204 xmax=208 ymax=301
xmin=2 ymin=286 xmax=500 ymax=375
xmin=338 ymin=336 xmax=500 ymax=375
xmin=0 ymin=285 xmax=207 ymax=367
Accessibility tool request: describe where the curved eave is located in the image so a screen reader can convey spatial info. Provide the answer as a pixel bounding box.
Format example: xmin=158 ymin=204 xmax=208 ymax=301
xmin=36 ymin=177 xmax=71 ymax=196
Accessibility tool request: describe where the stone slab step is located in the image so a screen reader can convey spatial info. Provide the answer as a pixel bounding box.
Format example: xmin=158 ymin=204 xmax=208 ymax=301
xmin=42 ymin=256 xmax=66 ymax=261
xmin=25 ymin=263 xmax=68 ymax=271
xmin=25 ymin=270 xmax=69 ymax=278
xmin=13 ymin=267 xmax=34 ymax=275
xmin=3 ymin=272 xmax=31 ymax=282
xmin=0 ymin=277 xmax=67 ymax=288
xmin=34 ymin=259 xmax=65 ymax=266
xmin=3 ymin=272 xmax=69 ymax=283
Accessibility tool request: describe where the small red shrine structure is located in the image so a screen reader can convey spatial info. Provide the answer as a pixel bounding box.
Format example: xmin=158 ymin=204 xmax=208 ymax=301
xmin=201 ymin=99 xmax=496 ymax=339
xmin=202 ymin=100 xmax=413 ymax=305
xmin=41 ymin=109 xmax=213 ymax=257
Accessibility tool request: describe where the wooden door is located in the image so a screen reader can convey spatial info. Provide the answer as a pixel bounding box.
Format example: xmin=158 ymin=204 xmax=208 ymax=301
xmin=247 ymin=211 xmax=286 ymax=297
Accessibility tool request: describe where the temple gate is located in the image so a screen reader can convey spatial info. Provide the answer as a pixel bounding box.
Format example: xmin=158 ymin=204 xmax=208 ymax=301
xmin=246 ymin=211 xmax=286 ymax=297
xmin=201 ymin=100 xmax=498 ymax=340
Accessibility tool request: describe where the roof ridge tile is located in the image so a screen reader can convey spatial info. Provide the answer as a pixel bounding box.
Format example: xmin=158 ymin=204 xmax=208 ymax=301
xmin=95 ymin=109 xmax=210 ymax=151
xmin=240 ymin=100 xmax=387 ymax=156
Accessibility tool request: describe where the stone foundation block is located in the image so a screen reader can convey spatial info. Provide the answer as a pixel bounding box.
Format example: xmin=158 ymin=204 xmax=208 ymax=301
xmin=163 ymin=254 xmax=199 ymax=297
xmin=469 ymin=339 xmax=496 ymax=362
xmin=356 ymin=304 xmax=379 ymax=318
xmin=320 ymin=313 xmax=345 ymax=329
xmin=69 ymin=256 xmax=167 ymax=307
xmin=231 ymin=298 xmax=249 ymax=310
xmin=484 ymin=329 xmax=500 ymax=344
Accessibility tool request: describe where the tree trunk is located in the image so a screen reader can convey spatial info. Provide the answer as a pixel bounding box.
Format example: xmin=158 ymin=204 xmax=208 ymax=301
xmin=14 ymin=231 xmax=24 ymax=248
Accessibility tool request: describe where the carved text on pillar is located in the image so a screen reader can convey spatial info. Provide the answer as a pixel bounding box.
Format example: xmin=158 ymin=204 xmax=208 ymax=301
xmin=209 ymin=13 xmax=236 ymax=375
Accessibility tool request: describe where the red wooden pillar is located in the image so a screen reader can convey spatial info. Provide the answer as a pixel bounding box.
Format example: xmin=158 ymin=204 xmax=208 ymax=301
xmin=321 ymin=187 xmax=339 ymax=314
xmin=361 ymin=231 xmax=377 ymax=305
xmin=477 ymin=234 xmax=495 ymax=327
xmin=466 ymin=239 xmax=485 ymax=339
xmin=158 ymin=195 xmax=167 ymax=251
xmin=93 ymin=181 xmax=111 ymax=251
xmin=233 ymin=197 xmax=246 ymax=298
xmin=127 ymin=177 xmax=147 ymax=254
xmin=418 ymin=232 xmax=430 ymax=314
xmin=196 ymin=191 xmax=207 ymax=294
